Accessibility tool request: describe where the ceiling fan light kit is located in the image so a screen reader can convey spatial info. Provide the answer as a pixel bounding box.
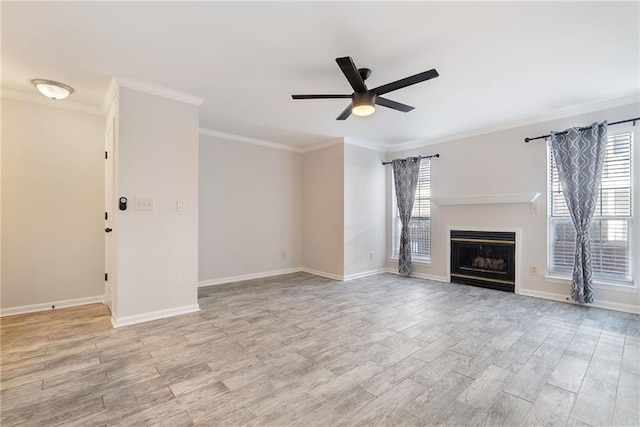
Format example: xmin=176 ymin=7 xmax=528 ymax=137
xmin=31 ymin=79 xmax=74 ymax=100
xmin=352 ymin=92 xmax=376 ymax=116
xmin=291 ymin=56 xmax=439 ymax=120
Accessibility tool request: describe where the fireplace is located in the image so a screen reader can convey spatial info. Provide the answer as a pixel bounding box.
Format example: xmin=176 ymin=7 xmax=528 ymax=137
xmin=450 ymin=230 xmax=516 ymax=292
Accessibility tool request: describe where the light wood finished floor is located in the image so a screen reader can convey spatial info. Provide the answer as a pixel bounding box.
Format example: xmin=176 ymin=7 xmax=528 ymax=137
xmin=1 ymin=273 xmax=639 ymax=426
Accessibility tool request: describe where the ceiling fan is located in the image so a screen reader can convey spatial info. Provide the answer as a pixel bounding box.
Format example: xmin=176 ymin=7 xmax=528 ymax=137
xmin=292 ymin=56 xmax=439 ymax=120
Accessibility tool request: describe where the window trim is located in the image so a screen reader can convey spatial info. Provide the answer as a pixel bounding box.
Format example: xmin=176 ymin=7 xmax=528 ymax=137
xmin=546 ymin=127 xmax=635 ymax=286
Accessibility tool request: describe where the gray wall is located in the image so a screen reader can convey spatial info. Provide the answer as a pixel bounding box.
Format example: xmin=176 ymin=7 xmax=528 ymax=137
xmin=302 ymin=142 xmax=345 ymax=277
xmin=198 ymin=135 xmax=303 ymax=282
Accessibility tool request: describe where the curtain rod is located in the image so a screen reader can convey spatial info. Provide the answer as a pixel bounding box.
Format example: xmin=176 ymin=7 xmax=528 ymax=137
xmin=524 ymin=117 xmax=639 ymax=143
xmin=382 ymin=154 xmax=439 ymax=166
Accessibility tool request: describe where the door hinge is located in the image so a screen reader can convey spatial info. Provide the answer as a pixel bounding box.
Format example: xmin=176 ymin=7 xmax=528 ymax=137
xmin=105 ymin=151 xmax=108 ymax=159
xmin=105 ymin=273 xmax=108 ymax=281
xmin=105 ymin=212 xmax=108 ymax=220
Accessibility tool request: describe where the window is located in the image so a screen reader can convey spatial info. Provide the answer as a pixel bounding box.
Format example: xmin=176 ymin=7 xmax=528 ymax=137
xmin=392 ymin=160 xmax=431 ymax=260
xmin=548 ymin=130 xmax=633 ymax=282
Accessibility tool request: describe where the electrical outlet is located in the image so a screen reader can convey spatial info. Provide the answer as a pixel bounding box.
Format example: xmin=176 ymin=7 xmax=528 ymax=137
xmin=370 ymin=251 xmax=374 ymax=260
xmin=530 ymin=203 xmax=538 ymax=214
xmin=177 ymin=200 xmax=185 ymax=212
xmin=529 ymin=265 xmax=537 ymax=275
xmin=134 ymin=198 xmax=154 ymax=211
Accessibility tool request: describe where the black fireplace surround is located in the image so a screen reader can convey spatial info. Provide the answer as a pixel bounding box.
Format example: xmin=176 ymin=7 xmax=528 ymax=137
xmin=450 ymin=230 xmax=516 ymax=292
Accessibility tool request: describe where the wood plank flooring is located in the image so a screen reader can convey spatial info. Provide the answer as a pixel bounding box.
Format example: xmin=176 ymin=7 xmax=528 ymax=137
xmin=1 ymin=272 xmax=638 ymax=426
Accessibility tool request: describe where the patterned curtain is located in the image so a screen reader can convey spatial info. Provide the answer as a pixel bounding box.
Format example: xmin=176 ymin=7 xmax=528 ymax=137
xmin=393 ymin=157 xmax=421 ymax=276
xmin=550 ymin=122 xmax=608 ymax=303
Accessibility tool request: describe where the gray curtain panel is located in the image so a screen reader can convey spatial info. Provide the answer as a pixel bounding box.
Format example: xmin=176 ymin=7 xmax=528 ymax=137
xmin=550 ymin=121 xmax=608 ymax=304
xmin=393 ymin=157 xmax=422 ymax=276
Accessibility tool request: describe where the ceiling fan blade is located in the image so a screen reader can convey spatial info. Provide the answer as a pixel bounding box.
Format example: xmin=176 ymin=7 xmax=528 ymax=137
xmin=336 ymin=103 xmax=352 ymax=120
xmin=375 ymin=97 xmax=414 ymax=112
xmin=292 ymin=94 xmax=352 ymax=99
xmin=372 ymin=69 xmax=439 ymax=96
xmin=336 ymin=57 xmax=367 ymax=93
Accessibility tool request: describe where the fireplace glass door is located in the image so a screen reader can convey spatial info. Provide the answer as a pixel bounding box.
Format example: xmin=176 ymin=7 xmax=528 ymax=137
xmin=450 ymin=230 xmax=516 ymax=292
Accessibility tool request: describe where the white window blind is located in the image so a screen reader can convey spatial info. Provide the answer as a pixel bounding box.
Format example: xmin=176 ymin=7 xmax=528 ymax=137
xmin=549 ymin=131 xmax=633 ymax=281
xmin=392 ymin=160 xmax=431 ymax=260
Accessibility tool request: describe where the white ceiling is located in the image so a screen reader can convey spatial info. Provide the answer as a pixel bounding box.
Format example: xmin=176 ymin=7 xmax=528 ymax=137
xmin=2 ymin=2 xmax=639 ymax=149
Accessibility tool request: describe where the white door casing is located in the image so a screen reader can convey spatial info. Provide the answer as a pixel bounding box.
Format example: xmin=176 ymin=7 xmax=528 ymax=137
xmin=104 ymin=118 xmax=115 ymax=313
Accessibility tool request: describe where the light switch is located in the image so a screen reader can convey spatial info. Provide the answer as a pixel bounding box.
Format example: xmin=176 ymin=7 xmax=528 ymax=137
xmin=134 ymin=198 xmax=154 ymax=211
xmin=177 ymin=200 xmax=185 ymax=212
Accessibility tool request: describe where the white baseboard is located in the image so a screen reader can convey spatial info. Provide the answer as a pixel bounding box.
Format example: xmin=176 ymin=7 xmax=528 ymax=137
xmin=518 ymin=288 xmax=640 ymax=315
xmin=111 ymin=304 xmax=201 ymax=328
xmin=301 ymin=268 xmax=344 ymax=281
xmin=384 ymin=268 xmax=449 ymax=283
xmin=198 ymin=267 xmax=303 ymax=288
xmin=0 ymin=295 xmax=105 ymax=317
xmin=343 ymin=268 xmax=387 ymax=281
xmin=199 ymin=267 xmax=388 ymax=286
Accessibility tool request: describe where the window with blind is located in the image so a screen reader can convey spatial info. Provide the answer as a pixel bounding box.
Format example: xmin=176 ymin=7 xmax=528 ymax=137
xmin=392 ymin=160 xmax=431 ymax=260
xmin=548 ymin=130 xmax=633 ymax=282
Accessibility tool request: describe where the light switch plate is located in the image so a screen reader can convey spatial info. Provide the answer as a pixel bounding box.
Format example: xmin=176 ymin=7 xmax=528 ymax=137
xmin=177 ymin=200 xmax=185 ymax=212
xmin=134 ymin=198 xmax=154 ymax=211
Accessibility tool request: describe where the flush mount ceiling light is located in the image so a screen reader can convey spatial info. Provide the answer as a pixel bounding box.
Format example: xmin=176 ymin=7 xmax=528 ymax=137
xmin=31 ymin=79 xmax=74 ymax=100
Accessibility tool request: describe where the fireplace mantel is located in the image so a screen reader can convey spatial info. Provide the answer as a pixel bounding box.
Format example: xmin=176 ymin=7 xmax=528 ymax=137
xmin=432 ymin=192 xmax=541 ymax=206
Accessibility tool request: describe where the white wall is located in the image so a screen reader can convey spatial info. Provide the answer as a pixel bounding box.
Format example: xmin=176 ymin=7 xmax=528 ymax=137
xmin=386 ymin=102 xmax=640 ymax=313
xmin=302 ymin=142 xmax=344 ymax=278
xmin=198 ymin=135 xmax=303 ymax=282
xmin=344 ymin=143 xmax=387 ymax=277
xmin=114 ymin=87 xmax=200 ymax=321
xmin=1 ymin=98 xmax=104 ymax=311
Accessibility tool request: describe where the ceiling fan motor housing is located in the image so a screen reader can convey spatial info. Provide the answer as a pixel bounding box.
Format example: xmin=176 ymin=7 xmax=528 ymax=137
xmin=353 ymin=91 xmax=376 ymax=107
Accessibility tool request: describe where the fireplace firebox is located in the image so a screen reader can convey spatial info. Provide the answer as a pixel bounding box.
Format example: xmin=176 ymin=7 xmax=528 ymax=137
xmin=450 ymin=230 xmax=516 ymax=292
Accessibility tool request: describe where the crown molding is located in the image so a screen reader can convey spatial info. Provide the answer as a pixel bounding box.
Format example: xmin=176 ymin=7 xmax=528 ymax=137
xmin=101 ymin=76 xmax=119 ymax=113
xmin=343 ymin=137 xmax=386 ymax=153
xmin=199 ymin=128 xmax=353 ymax=155
xmin=114 ymin=76 xmax=204 ymax=106
xmin=1 ymin=88 xmax=104 ymax=116
xmin=199 ymin=128 xmax=303 ymax=153
xmin=198 ymin=130 xmax=388 ymax=156
xmin=300 ymin=138 xmax=345 ymax=153
xmin=386 ymin=92 xmax=640 ymax=153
